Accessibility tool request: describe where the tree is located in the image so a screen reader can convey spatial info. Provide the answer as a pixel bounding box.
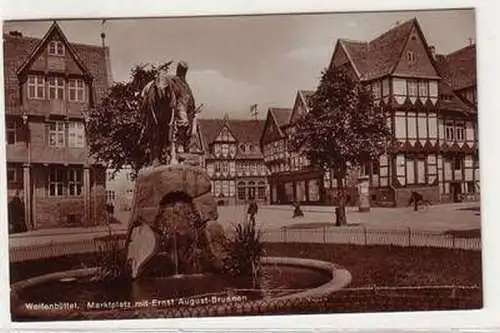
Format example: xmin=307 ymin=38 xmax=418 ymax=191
xmin=87 ymin=62 xmax=172 ymax=178
xmin=289 ymin=66 xmax=392 ymax=226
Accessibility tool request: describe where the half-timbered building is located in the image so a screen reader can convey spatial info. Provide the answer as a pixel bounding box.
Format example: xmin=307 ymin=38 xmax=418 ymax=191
xmin=329 ymin=18 xmax=478 ymax=206
xmin=435 ymin=44 xmax=479 ymax=202
xmin=198 ymin=116 xmax=267 ymax=205
xmin=4 ymin=22 xmax=111 ymax=229
xmin=261 ymin=98 xmax=329 ymax=205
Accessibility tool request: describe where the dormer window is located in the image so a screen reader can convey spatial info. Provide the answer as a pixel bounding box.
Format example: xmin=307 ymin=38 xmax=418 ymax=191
xmin=48 ymin=40 xmax=65 ymax=56
xmin=239 ymin=143 xmax=246 ymax=152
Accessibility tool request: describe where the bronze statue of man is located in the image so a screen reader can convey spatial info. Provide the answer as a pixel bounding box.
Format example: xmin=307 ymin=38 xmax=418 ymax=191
xmin=140 ymin=61 xmax=198 ymax=166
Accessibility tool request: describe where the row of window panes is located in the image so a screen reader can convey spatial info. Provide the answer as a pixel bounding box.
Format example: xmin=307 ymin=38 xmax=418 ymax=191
xmin=48 ymin=167 xmax=82 ymax=197
xmin=48 ymin=121 xmax=85 ymax=148
xmin=5 ymin=120 xmax=85 ymax=147
xmin=213 ymin=144 xmax=236 ymax=156
xmin=239 ymin=143 xmax=256 ymax=152
xmin=445 ymin=124 xmax=465 ymax=141
xmin=367 ymin=79 xmax=390 ymax=99
xmin=237 ymin=186 xmax=266 ymax=200
xmin=212 ymin=180 xmax=235 ymax=197
xmin=28 ymin=75 xmax=85 ymax=101
xmin=264 ymin=141 xmax=286 ymax=159
xmin=237 ymin=163 xmax=264 ymax=174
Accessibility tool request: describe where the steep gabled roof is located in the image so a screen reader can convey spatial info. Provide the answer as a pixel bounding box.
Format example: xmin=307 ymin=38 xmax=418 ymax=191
xmin=227 ymin=119 xmax=265 ymax=143
xmin=333 ymin=18 xmax=437 ymax=81
xmin=289 ymin=90 xmax=314 ymax=125
xmin=437 ymin=80 xmax=473 ymax=114
xmin=3 ymin=26 xmax=111 ymax=107
xmin=269 ymin=107 xmax=292 ymax=129
xmin=298 ymin=90 xmax=314 ymax=109
xmin=197 ymin=119 xmax=224 ymax=145
xmin=197 ymin=118 xmax=265 ymax=146
xmin=16 ymin=21 xmax=92 ymax=79
xmin=435 ymin=44 xmax=476 ymax=91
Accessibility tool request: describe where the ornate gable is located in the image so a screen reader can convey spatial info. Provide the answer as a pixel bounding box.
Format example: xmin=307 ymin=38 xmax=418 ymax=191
xmin=215 ymin=124 xmax=237 ymax=142
xmin=289 ymin=92 xmax=307 ymax=125
xmin=392 ymin=21 xmax=440 ymax=79
xmin=260 ymin=110 xmax=283 ymax=145
xmin=16 ymin=21 xmax=92 ymax=79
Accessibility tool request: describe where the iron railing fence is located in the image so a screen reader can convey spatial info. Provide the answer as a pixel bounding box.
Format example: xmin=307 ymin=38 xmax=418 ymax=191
xmin=10 ymin=225 xmax=480 ymax=263
xmin=262 ymin=226 xmax=481 ymax=251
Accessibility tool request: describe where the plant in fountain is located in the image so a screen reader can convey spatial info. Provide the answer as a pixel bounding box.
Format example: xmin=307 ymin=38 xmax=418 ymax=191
xmin=91 ymin=211 xmax=128 ymax=282
xmin=223 ymin=218 xmax=264 ymax=288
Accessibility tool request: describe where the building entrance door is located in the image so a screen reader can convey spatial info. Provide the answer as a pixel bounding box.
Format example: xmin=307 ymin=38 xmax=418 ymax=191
xmin=248 ymin=187 xmax=256 ymax=200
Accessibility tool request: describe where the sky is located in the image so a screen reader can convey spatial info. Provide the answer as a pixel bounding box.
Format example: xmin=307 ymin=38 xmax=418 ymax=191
xmin=3 ymin=9 xmax=475 ymax=120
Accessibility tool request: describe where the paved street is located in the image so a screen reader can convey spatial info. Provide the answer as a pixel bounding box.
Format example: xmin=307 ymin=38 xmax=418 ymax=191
xmin=9 ymin=201 xmax=480 ymax=250
xmin=214 ymin=202 xmax=481 ymax=232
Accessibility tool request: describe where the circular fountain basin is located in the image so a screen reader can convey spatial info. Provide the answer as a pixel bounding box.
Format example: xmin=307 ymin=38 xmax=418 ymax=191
xmin=11 ymin=257 xmax=351 ymax=320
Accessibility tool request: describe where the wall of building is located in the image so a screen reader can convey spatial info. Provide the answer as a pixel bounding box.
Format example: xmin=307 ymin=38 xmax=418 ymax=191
xmin=106 ymin=167 xmax=135 ymax=211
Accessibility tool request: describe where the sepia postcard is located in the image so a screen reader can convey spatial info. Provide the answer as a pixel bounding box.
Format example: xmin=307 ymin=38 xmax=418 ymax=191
xmin=1 ymin=5 xmax=491 ymax=329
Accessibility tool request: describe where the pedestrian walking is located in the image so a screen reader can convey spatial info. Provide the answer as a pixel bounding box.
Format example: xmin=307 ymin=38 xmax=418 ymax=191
xmin=292 ymin=201 xmax=304 ymax=218
xmin=247 ymin=199 xmax=258 ymax=224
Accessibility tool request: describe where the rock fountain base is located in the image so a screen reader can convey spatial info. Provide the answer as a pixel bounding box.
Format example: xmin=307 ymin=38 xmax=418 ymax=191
xmin=125 ymin=164 xmax=225 ymax=279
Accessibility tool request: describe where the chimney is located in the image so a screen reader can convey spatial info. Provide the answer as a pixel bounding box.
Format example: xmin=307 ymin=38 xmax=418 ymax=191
xmin=467 ymin=37 xmax=474 ymax=46
xmin=429 ymin=45 xmax=436 ymax=59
